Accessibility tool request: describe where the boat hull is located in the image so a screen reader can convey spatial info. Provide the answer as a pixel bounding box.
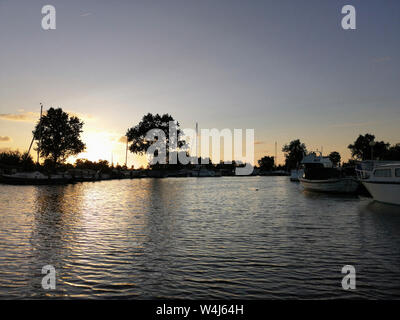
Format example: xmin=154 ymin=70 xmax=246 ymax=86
xmin=290 ymin=169 xmax=303 ymax=182
xmin=299 ymin=177 xmax=359 ymax=194
xmin=362 ymin=181 xmax=400 ymax=206
xmin=0 ymin=175 xmax=71 ymax=185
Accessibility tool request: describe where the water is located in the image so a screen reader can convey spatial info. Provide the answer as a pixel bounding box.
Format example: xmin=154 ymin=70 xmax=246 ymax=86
xmin=0 ymin=176 xmax=399 ymax=299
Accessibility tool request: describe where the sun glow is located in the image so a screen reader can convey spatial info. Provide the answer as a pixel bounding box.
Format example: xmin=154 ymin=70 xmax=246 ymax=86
xmin=68 ymin=131 xmax=120 ymax=164
xmin=68 ymin=130 xmax=147 ymax=169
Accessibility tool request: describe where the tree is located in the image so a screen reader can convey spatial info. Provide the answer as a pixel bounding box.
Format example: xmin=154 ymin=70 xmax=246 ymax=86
xmin=0 ymin=150 xmax=21 ymax=166
xmin=258 ymin=156 xmax=275 ymax=171
xmin=384 ymin=144 xmax=400 ymax=161
xmin=33 ymin=107 xmax=85 ymax=165
xmin=348 ymin=134 xmax=389 ymax=160
xmin=74 ymin=158 xmax=112 ymax=173
xmin=328 ymin=151 xmax=341 ymax=167
xmin=126 ymin=113 xmax=185 ymax=165
xmin=21 ymin=152 xmax=35 ymax=171
xmin=282 ymin=139 xmax=307 ymax=170
xmin=0 ymin=150 xmax=35 ymax=171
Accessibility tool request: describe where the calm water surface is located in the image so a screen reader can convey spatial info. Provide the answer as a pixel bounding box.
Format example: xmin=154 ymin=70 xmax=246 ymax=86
xmin=0 ymin=177 xmax=399 ymax=299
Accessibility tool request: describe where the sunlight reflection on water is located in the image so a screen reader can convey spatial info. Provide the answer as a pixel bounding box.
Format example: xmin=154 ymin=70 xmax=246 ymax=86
xmin=0 ymin=177 xmax=399 ymax=299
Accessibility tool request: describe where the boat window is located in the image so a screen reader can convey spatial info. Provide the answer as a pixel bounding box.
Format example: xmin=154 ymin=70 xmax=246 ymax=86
xmin=374 ymin=169 xmax=392 ymax=177
xmin=396 ymin=168 xmax=400 ymax=177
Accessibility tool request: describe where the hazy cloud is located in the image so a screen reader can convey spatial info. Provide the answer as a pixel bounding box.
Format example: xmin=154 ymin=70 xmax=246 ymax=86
xmin=372 ymin=56 xmax=392 ymax=64
xmin=68 ymin=111 xmax=95 ymax=122
xmin=254 ymin=140 xmax=265 ymax=145
xmin=0 ymin=111 xmax=39 ymax=122
xmin=328 ymin=121 xmax=378 ymax=128
xmin=0 ymin=136 xmax=12 ymax=142
xmin=0 ymin=110 xmax=94 ymax=122
xmin=118 ymin=136 xmax=128 ymax=143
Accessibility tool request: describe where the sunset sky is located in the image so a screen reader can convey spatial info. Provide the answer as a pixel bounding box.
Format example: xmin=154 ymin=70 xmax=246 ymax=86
xmin=1 ymin=0 xmax=399 ymax=167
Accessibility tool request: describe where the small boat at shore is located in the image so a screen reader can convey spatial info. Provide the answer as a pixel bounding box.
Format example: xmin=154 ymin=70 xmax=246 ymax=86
xmin=357 ymin=162 xmax=400 ymax=206
xmin=0 ymin=171 xmax=72 ymax=185
xmin=290 ymin=169 xmax=303 ymax=182
xmin=299 ymin=153 xmax=359 ymax=194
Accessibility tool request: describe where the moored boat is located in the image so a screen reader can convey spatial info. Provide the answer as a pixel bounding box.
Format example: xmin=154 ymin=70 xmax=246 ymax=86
xmin=299 ymin=152 xmax=359 ymax=194
xmin=357 ymin=163 xmax=400 ymax=206
xmin=0 ymin=171 xmax=72 ymax=185
xmin=290 ymin=169 xmax=303 ymax=182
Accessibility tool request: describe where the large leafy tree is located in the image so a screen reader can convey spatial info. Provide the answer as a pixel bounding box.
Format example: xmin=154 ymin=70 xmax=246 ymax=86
xmin=282 ymin=139 xmax=307 ymax=170
xmin=33 ymin=107 xmax=86 ymax=165
xmin=328 ymin=151 xmax=341 ymax=166
xmin=348 ymin=134 xmax=389 ymax=160
xmin=385 ymin=144 xmax=400 ymax=161
xmin=126 ymin=113 xmax=185 ymax=164
xmin=258 ymin=155 xmax=275 ymax=171
xmin=0 ymin=150 xmax=34 ymax=170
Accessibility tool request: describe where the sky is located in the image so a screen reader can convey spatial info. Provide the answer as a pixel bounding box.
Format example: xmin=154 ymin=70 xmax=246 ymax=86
xmin=0 ymin=0 xmax=399 ymax=167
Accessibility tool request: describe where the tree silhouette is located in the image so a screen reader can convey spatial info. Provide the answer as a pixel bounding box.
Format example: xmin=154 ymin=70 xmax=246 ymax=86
xmin=328 ymin=151 xmax=341 ymax=166
xmin=126 ymin=113 xmax=185 ymax=164
xmin=385 ymin=144 xmax=400 ymax=161
xmin=258 ymin=156 xmax=275 ymax=171
xmin=282 ymin=139 xmax=307 ymax=170
xmin=33 ymin=107 xmax=85 ymax=165
xmin=348 ymin=134 xmax=389 ymax=160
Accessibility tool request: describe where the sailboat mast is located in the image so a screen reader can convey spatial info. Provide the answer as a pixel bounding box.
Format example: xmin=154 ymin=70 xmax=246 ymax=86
xmin=125 ymin=137 xmax=128 ymax=168
xmin=195 ymin=122 xmax=198 ymax=162
xmin=37 ymin=103 xmax=43 ymax=164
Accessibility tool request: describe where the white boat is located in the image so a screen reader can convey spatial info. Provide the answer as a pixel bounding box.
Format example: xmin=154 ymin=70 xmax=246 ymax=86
xmin=1 ymin=171 xmax=47 ymax=180
xmin=299 ymin=177 xmax=359 ymax=193
xmin=0 ymin=171 xmax=71 ymax=185
xmin=290 ymin=169 xmax=303 ymax=182
xmin=357 ymin=163 xmax=400 ymax=205
xmin=299 ymin=152 xmax=359 ymax=194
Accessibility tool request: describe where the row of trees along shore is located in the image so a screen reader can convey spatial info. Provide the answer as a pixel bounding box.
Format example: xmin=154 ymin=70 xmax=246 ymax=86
xmin=1 ymin=108 xmax=400 ymax=173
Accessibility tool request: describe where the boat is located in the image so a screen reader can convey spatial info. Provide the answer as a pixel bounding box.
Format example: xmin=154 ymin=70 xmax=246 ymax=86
xmin=0 ymin=171 xmax=72 ymax=185
xmin=290 ymin=169 xmax=304 ymax=182
xmin=299 ymin=152 xmax=359 ymax=193
xmin=357 ymin=162 xmax=400 ymax=205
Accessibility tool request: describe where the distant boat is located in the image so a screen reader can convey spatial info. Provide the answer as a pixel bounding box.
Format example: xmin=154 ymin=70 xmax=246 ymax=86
xmin=290 ymin=169 xmax=303 ymax=182
xmin=0 ymin=171 xmax=71 ymax=185
xmin=357 ymin=162 xmax=400 ymax=205
xmin=191 ymin=166 xmax=217 ymax=177
xmin=299 ymin=153 xmax=359 ymax=194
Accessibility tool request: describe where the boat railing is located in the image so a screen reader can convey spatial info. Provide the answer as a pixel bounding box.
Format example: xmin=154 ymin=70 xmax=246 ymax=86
xmin=355 ymin=160 xmax=400 ymax=180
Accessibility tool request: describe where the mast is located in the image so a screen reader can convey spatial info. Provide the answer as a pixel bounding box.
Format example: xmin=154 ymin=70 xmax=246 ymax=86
xmin=37 ymin=103 xmax=43 ymax=164
xmin=275 ymin=141 xmax=277 ymax=167
xmin=125 ymin=137 xmax=128 ymax=168
xmin=195 ymin=122 xmax=198 ymax=162
xmin=25 ymin=103 xmax=42 ymax=163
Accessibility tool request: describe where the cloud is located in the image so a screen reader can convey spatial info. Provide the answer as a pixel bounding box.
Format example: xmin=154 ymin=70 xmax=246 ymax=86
xmin=328 ymin=121 xmax=377 ymax=128
xmin=0 ymin=136 xmax=11 ymax=142
xmin=80 ymin=12 xmax=92 ymax=17
xmin=0 ymin=111 xmax=39 ymax=122
xmin=118 ymin=136 xmax=128 ymax=143
xmin=372 ymin=56 xmax=391 ymax=64
xmin=67 ymin=111 xmax=95 ymax=122
xmin=254 ymin=140 xmax=265 ymax=145
xmin=0 ymin=110 xmax=94 ymax=122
